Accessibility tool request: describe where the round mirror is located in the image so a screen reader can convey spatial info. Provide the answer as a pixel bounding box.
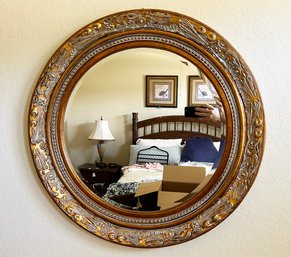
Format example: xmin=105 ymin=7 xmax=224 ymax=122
xmin=29 ymin=9 xmax=265 ymax=247
xmin=65 ymin=48 xmax=226 ymax=210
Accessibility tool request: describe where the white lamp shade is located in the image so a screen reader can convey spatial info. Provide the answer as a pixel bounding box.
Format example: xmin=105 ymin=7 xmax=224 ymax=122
xmin=88 ymin=119 xmax=115 ymax=141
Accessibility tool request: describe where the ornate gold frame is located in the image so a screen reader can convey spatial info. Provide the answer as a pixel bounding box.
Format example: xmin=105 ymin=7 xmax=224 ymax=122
xmin=28 ymin=9 xmax=265 ymax=247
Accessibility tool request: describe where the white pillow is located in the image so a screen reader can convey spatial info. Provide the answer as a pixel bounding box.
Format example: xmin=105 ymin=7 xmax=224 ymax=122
xmin=136 ymin=138 xmax=182 ymax=147
xmin=129 ymin=145 xmax=182 ymax=165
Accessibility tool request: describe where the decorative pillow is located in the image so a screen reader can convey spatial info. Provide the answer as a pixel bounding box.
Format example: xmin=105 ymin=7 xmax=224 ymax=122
xmin=180 ymin=137 xmax=218 ymax=163
xmin=213 ymin=141 xmax=221 ymax=151
xmin=136 ymin=138 xmax=183 ymax=147
xmin=212 ymin=138 xmax=226 ymax=169
xmin=129 ymin=145 xmax=182 ymax=165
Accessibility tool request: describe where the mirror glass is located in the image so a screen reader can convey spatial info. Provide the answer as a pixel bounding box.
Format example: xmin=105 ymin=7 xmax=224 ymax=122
xmin=64 ymin=48 xmax=226 ymax=211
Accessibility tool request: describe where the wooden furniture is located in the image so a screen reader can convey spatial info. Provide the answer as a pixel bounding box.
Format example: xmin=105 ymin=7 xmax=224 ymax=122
xmin=78 ymin=163 xmax=121 ymax=196
xmin=132 ymin=112 xmax=221 ymax=144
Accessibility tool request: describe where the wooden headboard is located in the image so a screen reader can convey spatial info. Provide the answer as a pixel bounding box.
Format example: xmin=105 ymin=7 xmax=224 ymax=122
xmin=132 ymin=112 xmax=221 ymax=144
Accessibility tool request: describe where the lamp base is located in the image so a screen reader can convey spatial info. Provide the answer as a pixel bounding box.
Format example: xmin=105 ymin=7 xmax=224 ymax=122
xmin=95 ymin=161 xmax=107 ymax=168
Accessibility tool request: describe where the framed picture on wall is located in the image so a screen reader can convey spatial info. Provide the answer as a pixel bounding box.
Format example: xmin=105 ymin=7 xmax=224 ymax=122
xmin=188 ymin=75 xmax=217 ymax=106
xmin=146 ymin=75 xmax=178 ymax=107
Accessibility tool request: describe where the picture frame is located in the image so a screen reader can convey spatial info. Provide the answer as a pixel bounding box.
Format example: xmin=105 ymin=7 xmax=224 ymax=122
xmin=146 ymin=75 xmax=178 ymax=107
xmin=188 ymin=74 xmax=217 ymax=106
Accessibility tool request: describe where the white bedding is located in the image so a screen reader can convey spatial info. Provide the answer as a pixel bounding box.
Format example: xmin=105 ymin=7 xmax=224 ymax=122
xmin=105 ymin=162 xmax=216 ymax=209
xmin=178 ymin=161 xmax=215 ymax=175
xmin=117 ymin=162 xmax=215 ymax=184
xmin=118 ymin=163 xmax=163 ymax=184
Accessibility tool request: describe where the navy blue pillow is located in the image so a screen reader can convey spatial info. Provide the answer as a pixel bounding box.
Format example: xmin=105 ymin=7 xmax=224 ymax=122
xmin=212 ymin=138 xmax=226 ymax=169
xmin=181 ymin=137 xmax=218 ymax=163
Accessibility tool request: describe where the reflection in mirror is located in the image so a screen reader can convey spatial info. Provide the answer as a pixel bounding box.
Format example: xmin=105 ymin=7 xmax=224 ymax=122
xmin=64 ymin=48 xmax=225 ymax=211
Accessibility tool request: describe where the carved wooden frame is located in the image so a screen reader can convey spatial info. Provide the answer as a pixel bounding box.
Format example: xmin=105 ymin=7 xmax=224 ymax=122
xmin=28 ymin=9 xmax=265 ymax=247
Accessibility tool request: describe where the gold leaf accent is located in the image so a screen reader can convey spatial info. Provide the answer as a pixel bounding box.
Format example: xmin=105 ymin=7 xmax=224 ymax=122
xmin=255 ymin=128 xmax=263 ymax=138
xmin=213 ymin=214 xmax=223 ymax=222
xmin=207 ymin=32 xmax=217 ymax=41
xmin=52 ymin=186 xmax=66 ymax=199
xmin=93 ymin=23 xmax=102 ymax=30
xmin=40 ymin=169 xmax=50 ymax=176
xmin=86 ymin=28 xmax=93 ymax=34
xmin=74 ymin=214 xmax=82 ymax=221
xmin=63 ymin=42 xmax=73 ymax=52
xmin=117 ymin=235 xmax=132 ymax=245
xmin=139 ymin=238 xmax=148 ymax=247
xmin=202 ymin=220 xmax=213 ymax=228
xmin=180 ymin=223 xmax=194 ymax=238
xmin=197 ymin=25 xmax=206 ymax=34
xmin=229 ymin=198 xmax=238 ymax=207
xmin=66 ymin=206 xmax=74 ymax=214
xmin=255 ymin=119 xmax=263 ymax=127
xmin=95 ymin=226 xmax=102 ymax=236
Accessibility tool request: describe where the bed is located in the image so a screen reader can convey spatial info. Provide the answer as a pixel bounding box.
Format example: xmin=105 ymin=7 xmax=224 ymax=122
xmin=102 ymin=112 xmax=224 ymax=210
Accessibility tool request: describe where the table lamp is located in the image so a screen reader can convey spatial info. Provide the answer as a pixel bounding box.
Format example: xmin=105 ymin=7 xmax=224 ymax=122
xmin=88 ymin=117 xmax=115 ymax=167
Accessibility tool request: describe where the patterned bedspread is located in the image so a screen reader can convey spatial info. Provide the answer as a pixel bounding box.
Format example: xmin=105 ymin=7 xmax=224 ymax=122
xmin=102 ymin=162 xmax=215 ymax=209
xmin=102 ymin=163 xmax=163 ymax=209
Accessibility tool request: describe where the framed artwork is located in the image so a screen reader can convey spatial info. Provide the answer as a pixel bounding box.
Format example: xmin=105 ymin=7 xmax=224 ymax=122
xmin=146 ymin=75 xmax=178 ymax=107
xmin=188 ymin=74 xmax=217 ymax=106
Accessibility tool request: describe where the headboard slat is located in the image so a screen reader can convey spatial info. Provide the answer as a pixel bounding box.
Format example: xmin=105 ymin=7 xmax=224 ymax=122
xmin=132 ymin=113 xmax=221 ymax=144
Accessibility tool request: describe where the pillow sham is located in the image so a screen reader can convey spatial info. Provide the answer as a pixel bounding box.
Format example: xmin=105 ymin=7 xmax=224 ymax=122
xmin=136 ymin=138 xmax=182 ymax=147
xmin=212 ymin=138 xmax=226 ymax=169
xmin=180 ymin=137 xmax=218 ymax=163
xmin=129 ymin=145 xmax=182 ymax=165
xmin=213 ymin=141 xmax=221 ymax=151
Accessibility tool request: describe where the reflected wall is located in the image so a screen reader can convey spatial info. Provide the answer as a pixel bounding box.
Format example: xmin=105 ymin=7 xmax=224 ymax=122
xmin=65 ymin=48 xmax=201 ymax=167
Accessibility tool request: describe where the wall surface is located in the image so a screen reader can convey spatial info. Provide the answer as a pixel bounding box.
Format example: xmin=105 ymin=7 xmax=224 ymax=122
xmin=1 ymin=1 xmax=291 ymax=257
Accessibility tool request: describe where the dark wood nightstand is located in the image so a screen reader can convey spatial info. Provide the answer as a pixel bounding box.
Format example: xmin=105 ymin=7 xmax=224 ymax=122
xmin=78 ymin=163 xmax=122 ymax=196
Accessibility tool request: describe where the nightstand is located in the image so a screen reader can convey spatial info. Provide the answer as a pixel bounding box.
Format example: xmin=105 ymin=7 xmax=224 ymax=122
xmin=78 ymin=163 xmax=122 ymax=196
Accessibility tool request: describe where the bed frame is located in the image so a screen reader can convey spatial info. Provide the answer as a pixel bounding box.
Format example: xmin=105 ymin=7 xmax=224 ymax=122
xmin=132 ymin=112 xmax=221 ymax=144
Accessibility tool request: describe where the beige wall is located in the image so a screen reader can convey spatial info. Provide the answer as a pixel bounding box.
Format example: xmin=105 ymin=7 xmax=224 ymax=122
xmin=1 ymin=1 xmax=291 ymax=257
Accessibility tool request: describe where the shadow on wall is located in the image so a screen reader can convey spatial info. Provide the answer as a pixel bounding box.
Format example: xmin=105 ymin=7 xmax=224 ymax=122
xmin=65 ymin=122 xmax=96 ymax=168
